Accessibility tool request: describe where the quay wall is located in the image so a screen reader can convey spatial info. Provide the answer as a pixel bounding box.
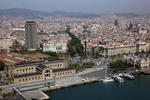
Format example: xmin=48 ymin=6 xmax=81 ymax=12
xmin=41 ymin=78 xmax=99 ymax=92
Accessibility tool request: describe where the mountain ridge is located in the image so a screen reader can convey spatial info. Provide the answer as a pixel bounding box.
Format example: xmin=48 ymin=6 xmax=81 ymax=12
xmin=0 ymin=8 xmax=99 ymax=18
xmin=0 ymin=8 xmax=146 ymax=18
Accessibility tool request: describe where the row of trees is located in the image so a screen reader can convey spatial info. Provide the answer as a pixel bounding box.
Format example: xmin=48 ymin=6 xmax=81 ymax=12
xmin=69 ymin=62 xmax=95 ymax=72
xmin=109 ymin=59 xmax=129 ymax=73
xmin=66 ymin=26 xmax=85 ymax=57
xmin=11 ymin=49 xmax=59 ymax=61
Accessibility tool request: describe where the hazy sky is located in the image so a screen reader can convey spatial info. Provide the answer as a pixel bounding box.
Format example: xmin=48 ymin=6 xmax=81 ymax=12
xmin=0 ymin=0 xmax=149 ymax=14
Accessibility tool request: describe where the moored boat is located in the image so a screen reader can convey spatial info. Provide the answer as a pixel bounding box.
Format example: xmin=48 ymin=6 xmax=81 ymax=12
xmin=101 ymin=60 xmax=114 ymax=83
xmin=102 ymin=77 xmax=114 ymax=83
xmin=123 ymin=73 xmax=135 ymax=80
xmin=114 ymin=76 xmax=124 ymax=83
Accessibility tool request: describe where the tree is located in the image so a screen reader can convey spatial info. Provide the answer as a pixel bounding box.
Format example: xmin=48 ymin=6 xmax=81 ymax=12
xmin=66 ymin=26 xmax=85 ymax=57
xmin=69 ymin=63 xmax=85 ymax=72
xmin=0 ymin=61 xmax=5 ymax=71
xmin=109 ymin=59 xmax=128 ymax=72
xmin=83 ymin=62 xmax=95 ymax=68
xmin=76 ymin=43 xmax=84 ymax=56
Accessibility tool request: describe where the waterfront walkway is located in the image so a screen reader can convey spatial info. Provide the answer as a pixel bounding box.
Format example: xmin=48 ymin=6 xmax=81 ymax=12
xmin=42 ymin=68 xmax=105 ymax=91
xmin=1 ymin=67 xmax=105 ymax=99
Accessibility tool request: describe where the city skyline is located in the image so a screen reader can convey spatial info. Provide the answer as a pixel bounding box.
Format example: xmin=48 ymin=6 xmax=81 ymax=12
xmin=0 ymin=0 xmax=150 ymax=14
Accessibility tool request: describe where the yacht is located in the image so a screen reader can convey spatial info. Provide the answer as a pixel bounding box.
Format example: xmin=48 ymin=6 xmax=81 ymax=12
xmin=102 ymin=77 xmax=114 ymax=82
xmin=114 ymin=76 xmax=124 ymax=83
xmin=101 ymin=61 xmax=114 ymax=83
xmin=123 ymin=73 xmax=135 ymax=80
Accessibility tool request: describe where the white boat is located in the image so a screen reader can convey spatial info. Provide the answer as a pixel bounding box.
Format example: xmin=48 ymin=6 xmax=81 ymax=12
xmin=118 ymin=73 xmax=123 ymax=77
xmin=102 ymin=77 xmax=114 ymax=82
xmin=123 ymin=73 xmax=135 ymax=80
xmin=114 ymin=76 xmax=124 ymax=83
xmin=101 ymin=60 xmax=114 ymax=83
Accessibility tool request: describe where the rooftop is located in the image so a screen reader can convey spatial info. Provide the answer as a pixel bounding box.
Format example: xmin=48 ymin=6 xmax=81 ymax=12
xmin=15 ymin=59 xmax=64 ymax=67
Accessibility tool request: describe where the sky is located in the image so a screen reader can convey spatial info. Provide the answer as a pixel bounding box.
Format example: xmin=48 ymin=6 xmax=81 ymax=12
xmin=0 ymin=0 xmax=150 ymax=14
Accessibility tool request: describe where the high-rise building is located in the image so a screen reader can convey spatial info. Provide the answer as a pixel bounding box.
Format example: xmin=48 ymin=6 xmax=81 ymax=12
xmin=25 ymin=21 xmax=38 ymax=50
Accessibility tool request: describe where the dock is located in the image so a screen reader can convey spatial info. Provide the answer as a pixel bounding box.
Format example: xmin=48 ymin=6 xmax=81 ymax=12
xmin=2 ymin=68 xmax=104 ymax=100
xmin=21 ymin=89 xmax=49 ymax=100
xmin=141 ymin=69 xmax=150 ymax=75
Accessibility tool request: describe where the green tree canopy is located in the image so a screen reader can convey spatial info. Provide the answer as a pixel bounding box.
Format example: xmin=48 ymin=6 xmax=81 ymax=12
xmin=109 ymin=59 xmax=128 ymax=72
xmin=66 ymin=26 xmax=85 ymax=57
xmin=0 ymin=61 xmax=5 ymax=71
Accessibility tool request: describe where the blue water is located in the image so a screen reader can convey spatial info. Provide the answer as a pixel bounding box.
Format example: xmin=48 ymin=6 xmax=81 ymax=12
xmin=45 ymin=74 xmax=150 ymax=100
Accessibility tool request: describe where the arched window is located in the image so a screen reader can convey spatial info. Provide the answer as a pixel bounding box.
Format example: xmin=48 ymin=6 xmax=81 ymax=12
xmin=45 ymin=70 xmax=51 ymax=77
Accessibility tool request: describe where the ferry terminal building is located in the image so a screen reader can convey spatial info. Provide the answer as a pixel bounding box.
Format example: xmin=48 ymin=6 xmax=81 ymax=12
xmin=7 ymin=60 xmax=75 ymax=83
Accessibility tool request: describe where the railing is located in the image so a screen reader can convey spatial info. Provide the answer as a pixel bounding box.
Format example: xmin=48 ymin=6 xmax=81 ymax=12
xmin=13 ymin=78 xmax=55 ymax=100
xmin=15 ymin=78 xmax=55 ymax=90
xmin=13 ymin=87 xmax=26 ymax=100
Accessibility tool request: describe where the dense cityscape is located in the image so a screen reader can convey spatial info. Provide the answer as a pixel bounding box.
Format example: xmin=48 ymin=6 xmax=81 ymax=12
xmin=0 ymin=0 xmax=150 ymax=100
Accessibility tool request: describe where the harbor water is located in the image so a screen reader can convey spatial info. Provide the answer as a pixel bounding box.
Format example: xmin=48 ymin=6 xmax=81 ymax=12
xmin=45 ymin=74 xmax=150 ymax=100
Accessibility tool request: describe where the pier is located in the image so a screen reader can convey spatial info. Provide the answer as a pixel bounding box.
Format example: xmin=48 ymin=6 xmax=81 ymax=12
xmin=141 ymin=69 xmax=150 ymax=75
xmin=21 ymin=89 xmax=50 ymax=100
xmin=12 ymin=78 xmax=55 ymax=100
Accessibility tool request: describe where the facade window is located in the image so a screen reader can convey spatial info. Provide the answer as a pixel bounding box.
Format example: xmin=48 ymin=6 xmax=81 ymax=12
xmin=45 ymin=70 xmax=51 ymax=77
xmin=19 ymin=79 xmax=21 ymax=82
xmin=23 ymin=69 xmax=25 ymax=72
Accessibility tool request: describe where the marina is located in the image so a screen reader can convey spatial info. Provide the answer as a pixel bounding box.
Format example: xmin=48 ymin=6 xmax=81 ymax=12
xmin=13 ymin=70 xmax=142 ymax=100
xmin=45 ymin=74 xmax=150 ymax=100
xmin=1 ymin=68 xmax=149 ymax=100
